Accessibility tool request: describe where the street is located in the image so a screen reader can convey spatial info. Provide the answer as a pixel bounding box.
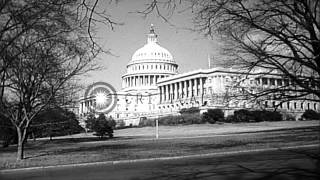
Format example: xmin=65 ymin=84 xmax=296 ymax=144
xmin=1 ymin=146 xmax=318 ymax=180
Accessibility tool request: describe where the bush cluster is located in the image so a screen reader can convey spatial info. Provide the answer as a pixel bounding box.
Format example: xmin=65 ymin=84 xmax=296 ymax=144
xmin=138 ymin=107 xmax=311 ymax=127
xmin=139 ymin=107 xmax=203 ymax=127
xmin=201 ymin=109 xmax=224 ymax=124
xmin=179 ymin=107 xmax=200 ymax=114
xmin=302 ymin=110 xmax=320 ymax=120
xmin=226 ymin=109 xmax=282 ymax=123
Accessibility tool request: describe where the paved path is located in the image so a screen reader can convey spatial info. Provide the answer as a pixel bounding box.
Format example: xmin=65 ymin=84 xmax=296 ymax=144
xmin=1 ymin=145 xmax=318 ymax=180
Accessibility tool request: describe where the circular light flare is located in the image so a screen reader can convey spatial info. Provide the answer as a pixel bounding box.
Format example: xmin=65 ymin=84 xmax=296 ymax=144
xmin=95 ymin=92 xmax=107 ymax=105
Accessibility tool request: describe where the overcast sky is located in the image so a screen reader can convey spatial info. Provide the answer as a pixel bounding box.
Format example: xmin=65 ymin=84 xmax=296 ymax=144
xmin=83 ymin=0 xmax=222 ymax=90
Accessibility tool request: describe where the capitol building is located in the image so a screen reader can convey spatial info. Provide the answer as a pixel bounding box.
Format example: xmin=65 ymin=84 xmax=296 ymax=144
xmin=79 ymin=25 xmax=319 ymax=126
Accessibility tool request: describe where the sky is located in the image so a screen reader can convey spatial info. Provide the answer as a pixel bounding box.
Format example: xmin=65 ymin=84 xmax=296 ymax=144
xmin=83 ymin=0 xmax=222 ymax=90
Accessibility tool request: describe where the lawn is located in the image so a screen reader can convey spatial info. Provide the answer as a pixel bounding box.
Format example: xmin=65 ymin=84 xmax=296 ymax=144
xmin=0 ymin=120 xmax=319 ymax=170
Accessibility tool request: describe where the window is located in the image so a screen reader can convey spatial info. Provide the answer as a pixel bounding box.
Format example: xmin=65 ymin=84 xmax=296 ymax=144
xmin=270 ymin=78 xmax=275 ymax=86
xmin=314 ymin=103 xmax=317 ymax=110
xmin=301 ymin=102 xmax=304 ymax=109
xmin=277 ymin=79 xmax=282 ymax=86
xmin=262 ymin=78 xmax=268 ymax=85
xmin=284 ymin=79 xmax=289 ymax=86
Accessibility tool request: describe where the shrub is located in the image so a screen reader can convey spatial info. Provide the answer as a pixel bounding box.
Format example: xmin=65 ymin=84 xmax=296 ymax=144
xmin=116 ymin=120 xmax=126 ymax=129
xmin=225 ymin=115 xmax=235 ymax=123
xmin=30 ymin=107 xmax=84 ymax=140
xmin=179 ymin=107 xmax=200 ymax=114
xmin=282 ymin=113 xmax=296 ymax=121
xmin=232 ymin=109 xmax=282 ymax=122
xmin=264 ymin=111 xmax=282 ymax=121
xmin=0 ymin=114 xmax=17 ymax=147
xmin=302 ymin=110 xmax=320 ymax=120
xmin=233 ymin=109 xmax=253 ymax=123
xmin=181 ymin=113 xmax=202 ymax=124
xmin=86 ymin=113 xmax=113 ymax=138
xmin=202 ymin=109 xmax=224 ymax=124
xmin=251 ymin=110 xmax=282 ymax=122
xmin=139 ymin=118 xmax=155 ymax=127
xmin=159 ymin=115 xmax=185 ymax=125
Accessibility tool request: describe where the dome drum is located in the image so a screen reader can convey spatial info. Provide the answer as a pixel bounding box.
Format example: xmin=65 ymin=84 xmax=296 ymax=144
xmin=121 ymin=25 xmax=178 ymax=91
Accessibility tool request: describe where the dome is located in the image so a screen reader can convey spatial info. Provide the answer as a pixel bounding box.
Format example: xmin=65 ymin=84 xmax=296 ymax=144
xmin=131 ymin=43 xmax=174 ymax=63
xmin=129 ymin=24 xmax=176 ymax=65
xmin=121 ymin=25 xmax=178 ymax=92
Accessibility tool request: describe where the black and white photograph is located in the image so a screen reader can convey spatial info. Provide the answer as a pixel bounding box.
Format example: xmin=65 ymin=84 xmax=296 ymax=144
xmin=0 ymin=0 xmax=319 ymax=179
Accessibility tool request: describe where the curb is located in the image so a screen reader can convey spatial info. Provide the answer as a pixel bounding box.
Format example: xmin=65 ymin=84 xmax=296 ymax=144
xmin=1 ymin=144 xmax=318 ymax=173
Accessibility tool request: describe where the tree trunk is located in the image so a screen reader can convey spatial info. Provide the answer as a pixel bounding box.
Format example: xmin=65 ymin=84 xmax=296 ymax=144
xmin=16 ymin=128 xmax=25 ymax=160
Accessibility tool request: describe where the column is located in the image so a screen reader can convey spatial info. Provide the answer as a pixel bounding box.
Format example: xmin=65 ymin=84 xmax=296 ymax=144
xmin=220 ymin=75 xmax=223 ymax=90
xmin=178 ymin=81 xmax=182 ymax=99
xmin=80 ymin=102 xmax=84 ymax=115
xmin=174 ymin=82 xmax=178 ymax=100
xmin=184 ymin=80 xmax=187 ymax=98
xmin=159 ymin=86 xmax=163 ymax=103
xmin=170 ymin=83 xmax=173 ymax=102
xmin=195 ymin=78 xmax=198 ymax=96
xmin=259 ymin=78 xmax=262 ymax=85
xmin=165 ymin=84 xmax=169 ymax=102
xmin=199 ymin=77 xmax=203 ymax=96
xmin=148 ymin=75 xmax=151 ymax=86
xmin=189 ymin=79 xmax=193 ymax=97
xmin=127 ymin=77 xmax=129 ymax=87
xmin=141 ymin=76 xmax=143 ymax=86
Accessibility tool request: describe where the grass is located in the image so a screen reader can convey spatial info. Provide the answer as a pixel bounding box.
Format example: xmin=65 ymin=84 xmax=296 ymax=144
xmin=0 ymin=120 xmax=319 ymax=170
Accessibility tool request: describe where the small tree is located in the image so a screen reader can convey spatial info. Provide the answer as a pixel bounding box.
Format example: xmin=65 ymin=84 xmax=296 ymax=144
xmin=86 ymin=114 xmax=113 ymax=139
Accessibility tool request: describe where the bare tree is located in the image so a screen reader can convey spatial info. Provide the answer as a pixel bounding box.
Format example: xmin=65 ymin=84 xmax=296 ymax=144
xmin=142 ymin=0 xmax=320 ymax=103
xmin=190 ymin=0 xmax=320 ymax=102
xmin=0 ymin=0 xmax=116 ymax=160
